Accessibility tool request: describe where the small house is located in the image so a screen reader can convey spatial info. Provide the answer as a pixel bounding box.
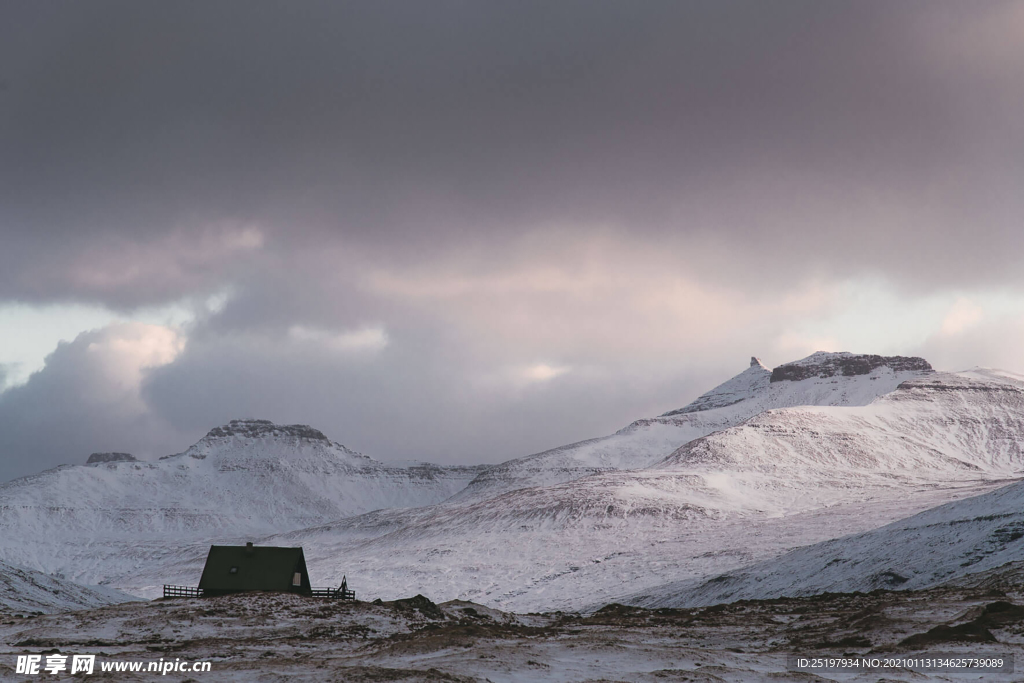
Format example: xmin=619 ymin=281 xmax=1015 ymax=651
xmin=198 ymin=542 xmax=312 ymax=596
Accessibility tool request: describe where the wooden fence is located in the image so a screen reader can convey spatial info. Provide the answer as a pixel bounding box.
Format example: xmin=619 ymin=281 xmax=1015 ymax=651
xmin=162 ymin=585 xmax=355 ymax=600
xmin=311 ymin=587 xmax=356 ymax=600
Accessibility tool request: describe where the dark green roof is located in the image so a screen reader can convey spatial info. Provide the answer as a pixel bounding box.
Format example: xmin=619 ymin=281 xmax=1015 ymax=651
xmin=198 ymin=544 xmax=311 ymax=594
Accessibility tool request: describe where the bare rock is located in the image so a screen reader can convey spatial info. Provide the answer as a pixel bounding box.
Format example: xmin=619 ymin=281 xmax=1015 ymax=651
xmin=86 ymin=452 xmax=137 ymax=464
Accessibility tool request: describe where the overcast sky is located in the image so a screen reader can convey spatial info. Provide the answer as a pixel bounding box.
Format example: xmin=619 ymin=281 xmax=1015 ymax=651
xmin=2 ymin=1 xmax=1024 ymax=481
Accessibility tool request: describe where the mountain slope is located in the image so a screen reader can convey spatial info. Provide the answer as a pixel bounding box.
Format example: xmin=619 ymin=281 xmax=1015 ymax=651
xmin=629 ymin=475 xmax=1024 ymax=609
xmin=655 ymin=368 xmax=1024 ymax=477
xmin=0 ymin=561 xmax=137 ymax=614
xmin=452 ymin=353 xmax=933 ymax=503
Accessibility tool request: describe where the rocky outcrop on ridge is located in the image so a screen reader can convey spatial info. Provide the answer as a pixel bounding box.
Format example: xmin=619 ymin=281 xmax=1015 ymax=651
xmin=770 ymin=352 xmax=932 ymax=383
xmin=203 ymin=418 xmax=330 ymax=442
xmin=86 ymin=452 xmax=137 ymax=464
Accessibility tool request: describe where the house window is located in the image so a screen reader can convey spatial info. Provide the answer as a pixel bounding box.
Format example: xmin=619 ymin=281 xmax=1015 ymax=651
xmin=292 ymin=572 xmax=302 ymax=586
xmin=229 ymin=566 xmax=238 ymax=574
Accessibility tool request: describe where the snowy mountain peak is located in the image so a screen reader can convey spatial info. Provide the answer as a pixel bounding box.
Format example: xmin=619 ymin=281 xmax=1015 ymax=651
xmin=160 ymin=417 xmax=370 ymax=464
xmin=663 ymin=360 xmax=771 ymax=416
xmin=770 ymin=352 xmax=932 ymax=383
xmin=204 ymin=418 xmax=330 ymax=442
xmin=661 ymin=352 xmax=932 ymax=419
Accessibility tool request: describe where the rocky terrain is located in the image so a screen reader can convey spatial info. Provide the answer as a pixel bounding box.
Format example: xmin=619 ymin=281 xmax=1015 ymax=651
xmin=768 ymin=352 xmax=933 ymax=383
xmin=86 ymin=452 xmax=138 ymax=464
xmin=3 ymin=565 xmax=1023 ymax=681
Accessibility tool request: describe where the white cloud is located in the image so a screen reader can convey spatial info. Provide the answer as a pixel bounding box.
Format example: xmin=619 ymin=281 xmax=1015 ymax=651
xmin=918 ymin=312 xmax=1024 ymax=373
xmin=939 ymin=297 xmax=985 ymax=336
xmin=0 ymin=322 xmax=188 ymax=481
xmin=287 ymin=325 xmax=389 ymax=353
xmin=80 ymin=323 xmax=186 ymax=411
xmin=0 ymin=303 xmax=117 ymax=387
xmin=204 ymin=288 xmax=234 ymax=315
xmin=0 ymin=301 xmax=198 ymax=390
xmin=521 ymin=363 xmax=571 ymax=382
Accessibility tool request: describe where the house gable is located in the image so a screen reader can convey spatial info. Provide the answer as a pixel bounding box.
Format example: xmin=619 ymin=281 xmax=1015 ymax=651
xmin=198 ymin=544 xmax=311 ymax=595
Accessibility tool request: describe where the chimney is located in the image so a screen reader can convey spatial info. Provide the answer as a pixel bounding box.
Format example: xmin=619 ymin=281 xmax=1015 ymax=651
xmin=245 ymin=541 xmax=254 ymax=555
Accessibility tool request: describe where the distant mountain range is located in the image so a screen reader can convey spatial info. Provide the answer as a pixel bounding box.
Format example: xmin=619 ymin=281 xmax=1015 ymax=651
xmin=2 ymin=352 xmax=1022 ymax=613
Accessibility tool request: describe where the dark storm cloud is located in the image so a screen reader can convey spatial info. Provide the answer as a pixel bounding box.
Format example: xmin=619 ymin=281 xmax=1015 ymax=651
xmin=3 ymin=2 xmax=1024 ymax=480
xmin=2 ymin=0 xmax=1023 ymax=307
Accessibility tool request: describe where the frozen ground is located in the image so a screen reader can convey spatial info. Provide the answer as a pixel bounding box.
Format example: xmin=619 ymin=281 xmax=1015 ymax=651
xmin=3 ymin=563 xmax=1023 ymax=682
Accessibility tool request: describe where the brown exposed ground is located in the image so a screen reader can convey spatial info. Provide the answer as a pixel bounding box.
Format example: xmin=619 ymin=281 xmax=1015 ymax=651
xmin=3 ymin=564 xmax=1024 ymax=681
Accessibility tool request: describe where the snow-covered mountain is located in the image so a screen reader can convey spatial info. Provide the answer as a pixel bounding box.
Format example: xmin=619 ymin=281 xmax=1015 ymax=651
xmin=241 ymin=476 xmax=1004 ymax=613
xmin=0 ymin=419 xmax=486 ymax=584
xmin=3 ymin=353 xmax=1023 ymax=614
xmin=664 ymin=352 xmax=932 ymax=415
xmin=656 ymin=368 xmax=1024 ymax=477
xmin=0 ymin=560 xmax=137 ymax=614
xmin=451 ymin=353 xmax=933 ymax=503
xmin=629 ymin=474 xmax=1024 ymax=608
xmin=183 ymin=359 xmax=1022 ymax=612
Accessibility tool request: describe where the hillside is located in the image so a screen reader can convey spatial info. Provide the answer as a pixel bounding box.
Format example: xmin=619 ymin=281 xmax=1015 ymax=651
xmin=0 ymin=561 xmax=136 ymax=614
xmin=629 ymin=469 xmax=1024 ymax=609
xmin=0 ymin=419 xmax=486 ymax=586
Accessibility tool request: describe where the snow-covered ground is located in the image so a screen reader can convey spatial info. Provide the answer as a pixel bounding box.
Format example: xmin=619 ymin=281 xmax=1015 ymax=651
xmin=630 ymin=473 xmax=1024 ymax=608
xmin=0 ymin=560 xmax=137 ymax=614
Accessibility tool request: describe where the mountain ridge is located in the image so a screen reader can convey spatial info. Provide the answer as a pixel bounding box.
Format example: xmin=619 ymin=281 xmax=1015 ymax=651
xmin=454 ymin=351 xmax=934 ymax=503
